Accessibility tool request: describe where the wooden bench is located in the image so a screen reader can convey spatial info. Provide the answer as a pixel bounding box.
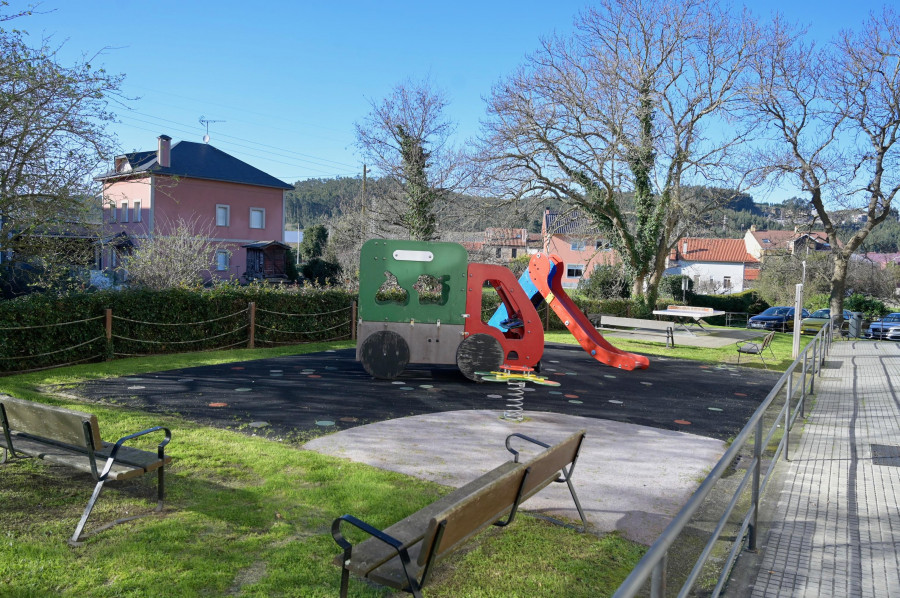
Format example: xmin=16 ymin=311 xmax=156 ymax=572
xmin=0 ymin=394 xmax=172 ymax=545
xmin=736 ymin=331 xmax=776 ymax=368
xmin=331 ymin=430 xmax=587 ymax=598
xmin=588 ymin=313 xmax=675 ymax=348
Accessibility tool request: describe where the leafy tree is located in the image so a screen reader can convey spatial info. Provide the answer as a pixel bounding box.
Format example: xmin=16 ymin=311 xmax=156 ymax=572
xmin=354 ymin=78 xmax=469 ymax=240
xmin=0 ymin=7 xmax=123 ymax=291
xmin=577 ymin=265 xmax=631 ymax=300
xmin=301 ymin=258 xmax=341 ymax=286
xmin=300 ymin=224 xmax=328 ymax=260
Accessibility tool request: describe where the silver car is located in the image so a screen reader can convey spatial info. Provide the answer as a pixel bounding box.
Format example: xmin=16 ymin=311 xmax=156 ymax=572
xmin=865 ymin=313 xmax=900 ymax=341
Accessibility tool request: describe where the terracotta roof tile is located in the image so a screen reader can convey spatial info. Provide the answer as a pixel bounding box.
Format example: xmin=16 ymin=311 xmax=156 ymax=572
xmin=675 ymin=238 xmax=759 ymax=264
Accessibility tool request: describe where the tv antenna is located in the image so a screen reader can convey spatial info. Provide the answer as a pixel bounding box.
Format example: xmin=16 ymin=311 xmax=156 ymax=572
xmin=199 ymin=116 xmax=225 ymax=143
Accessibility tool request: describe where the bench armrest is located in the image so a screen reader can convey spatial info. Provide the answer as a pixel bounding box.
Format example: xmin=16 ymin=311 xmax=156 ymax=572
xmin=505 ymin=433 xmax=550 ymax=463
xmin=332 ymin=515 xmax=419 ymax=592
xmin=99 ymin=426 xmax=172 ymax=481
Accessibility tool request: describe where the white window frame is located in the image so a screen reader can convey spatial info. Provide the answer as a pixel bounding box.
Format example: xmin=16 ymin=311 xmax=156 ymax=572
xmin=133 ymin=200 xmax=142 ymax=222
xmin=723 ymin=276 xmax=732 ymax=290
xmin=216 ymin=250 xmax=229 ymax=271
xmin=249 ymin=207 xmax=265 ymax=229
xmin=120 ymin=201 xmax=128 ymax=223
xmin=570 ymin=240 xmax=586 ymax=251
xmin=216 ymin=204 xmax=230 ymax=227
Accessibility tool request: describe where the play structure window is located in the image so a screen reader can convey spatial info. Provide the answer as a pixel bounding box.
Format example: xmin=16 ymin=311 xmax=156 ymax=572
xmin=567 ymin=264 xmax=584 ymax=278
xmin=375 ymin=271 xmax=409 ymax=305
xmin=413 ymin=274 xmax=449 ymax=305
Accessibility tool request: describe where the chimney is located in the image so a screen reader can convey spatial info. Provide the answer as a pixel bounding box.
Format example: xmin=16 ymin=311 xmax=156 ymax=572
xmin=682 ymin=240 xmax=688 ymax=256
xmin=750 ymin=225 xmax=756 ymax=232
xmin=157 ymin=135 xmax=172 ymax=168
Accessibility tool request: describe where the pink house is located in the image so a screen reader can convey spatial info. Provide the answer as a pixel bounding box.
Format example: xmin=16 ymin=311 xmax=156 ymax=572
xmin=96 ymin=135 xmax=292 ymax=282
xmin=541 ymin=208 xmax=619 ymax=288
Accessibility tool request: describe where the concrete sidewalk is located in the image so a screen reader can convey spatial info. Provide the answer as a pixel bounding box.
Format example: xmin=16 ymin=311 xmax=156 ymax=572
xmin=728 ymin=340 xmax=900 ymax=596
xmin=304 ymin=410 xmax=725 ymax=545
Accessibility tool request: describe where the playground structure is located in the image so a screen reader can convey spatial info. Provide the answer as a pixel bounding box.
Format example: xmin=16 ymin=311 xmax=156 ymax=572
xmin=356 ymin=240 xmax=544 ymax=380
xmin=356 ymin=240 xmax=648 ymax=380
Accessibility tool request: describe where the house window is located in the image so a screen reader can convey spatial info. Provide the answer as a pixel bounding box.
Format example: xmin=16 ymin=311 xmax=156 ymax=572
xmin=250 ymin=208 xmax=265 ymax=229
xmin=567 ymin=264 xmax=584 ymax=278
xmin=216 ymin=250 xmax=229 ymax=271
xmin=216 ymin=204 xmax=230 ymax=227
xmin=723 ymin=276 xmax=732 ymax=290
xmin=511 ymin=248 xmax=517 ymax=258
xmin=496 ymin=247 xmax=502 ymax=258
xmin=570 ymin=240 xmax=586 ymax=251
xmin=133 ymin=200 xmax=141 ymax=222
xmin=109 ymin=204 xmax=117 ymax=223
xmin=120 ymin=201 xmax=128 ymax=223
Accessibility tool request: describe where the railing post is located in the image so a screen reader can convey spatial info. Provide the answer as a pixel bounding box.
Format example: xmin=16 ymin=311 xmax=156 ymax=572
xmin=351 ymin=301 xmax=357 ymax=341
xmin=810 ymin=337 xmax=817 ymax=394
xmin=801 ymin=347 xmax=808 ymax=418
xmin=784 ymin=374 xmax=792 ymax=462
xmin=650 ymin=552 xmax=667 ymax=598
xmin=248 ymin=302 xmax=256 ymax=349
xmin=749 ymin=416 xmax=763 ymax=551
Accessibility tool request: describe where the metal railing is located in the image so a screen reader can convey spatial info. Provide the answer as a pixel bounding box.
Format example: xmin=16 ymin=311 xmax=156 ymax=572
xmin=613 ymin=323 xmax=835 ymax=598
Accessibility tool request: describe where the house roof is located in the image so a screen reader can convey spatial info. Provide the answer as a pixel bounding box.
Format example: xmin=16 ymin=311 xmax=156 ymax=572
xmin=544 ymin=209 xmax=597 ymax=236
xmin=242 ymin=240 xmax=291 ymax=250
xmin=672 ymin=238 xmax=759 ymax=264
xmin=97 ymin=141 xmax=292 ymax=190
xmin=484 ymin=228 xmax=529 ymax=247
xmin=749 ymin=229 xmax=829 ymax=251
xmin=744 ymin=268 xmax=761 ymax=281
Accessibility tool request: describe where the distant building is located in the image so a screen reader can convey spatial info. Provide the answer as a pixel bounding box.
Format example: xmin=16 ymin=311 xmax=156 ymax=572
xmin=743 ymin=226 xmax=830 ymax=260
xmin=664 ymin=238 xmax=760 ymax=294
xmin=541 ymin=209 xmax=618 ymax=289
xmin=96 ymin=135 xmax=292 ymax=282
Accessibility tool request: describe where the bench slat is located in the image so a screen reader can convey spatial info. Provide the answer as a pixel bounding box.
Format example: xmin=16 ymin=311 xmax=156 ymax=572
xmin=340 ymin=461 xmax=521 ymax=575
xmin=1 ymin=432 xmax=170 ymax=480
xmin=1 ymin=396 xmax=102 ymax=451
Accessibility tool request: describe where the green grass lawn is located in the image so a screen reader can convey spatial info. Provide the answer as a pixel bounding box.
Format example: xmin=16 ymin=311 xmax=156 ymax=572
xmin=0 ymin=342 xmax=645 ymax=597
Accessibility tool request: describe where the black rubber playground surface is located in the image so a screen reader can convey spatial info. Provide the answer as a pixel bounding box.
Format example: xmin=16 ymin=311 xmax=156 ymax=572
xmin=74 ymin=344 xmax=781 ymax=442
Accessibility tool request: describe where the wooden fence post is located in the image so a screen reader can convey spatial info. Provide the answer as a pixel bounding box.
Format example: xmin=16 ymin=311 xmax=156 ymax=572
xmin=105 ymin=308 xmax=113 ymax=360
xmin=351 ymin=301 xmax=357 ymax=341
xmin=248 ymin=302 xmax=256 ymax=349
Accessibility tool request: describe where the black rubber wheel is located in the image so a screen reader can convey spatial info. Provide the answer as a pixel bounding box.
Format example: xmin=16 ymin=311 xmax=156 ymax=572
xmin=359 ymin=330 xmax=410 ymax=380
xmin=456 ymin=333 xmax=504 ymax=382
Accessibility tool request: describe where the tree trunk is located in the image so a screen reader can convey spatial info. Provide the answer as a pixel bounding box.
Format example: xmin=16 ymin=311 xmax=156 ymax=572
xmin=829 ymin=251 xmax=850 ymax=329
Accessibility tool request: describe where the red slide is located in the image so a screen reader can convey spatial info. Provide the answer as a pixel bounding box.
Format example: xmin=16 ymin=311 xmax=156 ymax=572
xmin=528 ymin=253 xmax=650 ymax=370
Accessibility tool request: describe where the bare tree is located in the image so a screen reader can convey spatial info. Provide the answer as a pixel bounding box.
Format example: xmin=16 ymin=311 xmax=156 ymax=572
xmin=747 ymin=8 xmax=900 ymax=323
xmin=0 ymin=9 xmax=123 ymax=284
xmin=478 ymin=0 xmax=758 ymax=308
xmin=354 ymin=78 xmax=470 ymax=241
xmin=123 ymin=217 xmax=228 ymax=290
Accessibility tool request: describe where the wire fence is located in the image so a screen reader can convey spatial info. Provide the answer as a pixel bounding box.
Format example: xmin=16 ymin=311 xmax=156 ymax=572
xmin=0 ymin=301 xmax=357 ymax=376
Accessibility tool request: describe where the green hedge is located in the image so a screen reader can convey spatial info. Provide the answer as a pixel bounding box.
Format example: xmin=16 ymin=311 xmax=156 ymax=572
xmin=0 ymin=284 xmax=354 ymax=374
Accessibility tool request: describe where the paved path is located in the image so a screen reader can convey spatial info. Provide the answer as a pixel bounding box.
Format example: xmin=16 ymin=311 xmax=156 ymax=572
xmin=739 ymin=340 xmax=900 ymax=597
xmin=304 ymin=410 xmax=726 ymax=545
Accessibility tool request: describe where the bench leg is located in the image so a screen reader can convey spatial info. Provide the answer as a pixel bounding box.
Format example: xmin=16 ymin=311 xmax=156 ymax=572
xmin=70 ymin=466 xmax=167 ymax=545
xmin=71 ymin=478 xmax=107 ymax=545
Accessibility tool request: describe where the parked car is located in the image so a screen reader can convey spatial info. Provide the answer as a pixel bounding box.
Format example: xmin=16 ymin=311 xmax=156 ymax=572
xmin=865 ymin=313 xmax=900 ymax=341
xmin=748 ymin=306 xmax=810 ymax=333
xmin=800 ymin=309 xmax=852 ymax=335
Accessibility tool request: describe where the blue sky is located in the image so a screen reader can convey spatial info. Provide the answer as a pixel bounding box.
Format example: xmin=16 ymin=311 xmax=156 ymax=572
xmin=16 ymin=0 xmax=891 ymax=200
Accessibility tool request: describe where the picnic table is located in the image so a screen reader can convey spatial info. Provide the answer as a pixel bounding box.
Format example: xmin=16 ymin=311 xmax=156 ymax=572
xmin=652 ymin=305 xmax=725 ymax=335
